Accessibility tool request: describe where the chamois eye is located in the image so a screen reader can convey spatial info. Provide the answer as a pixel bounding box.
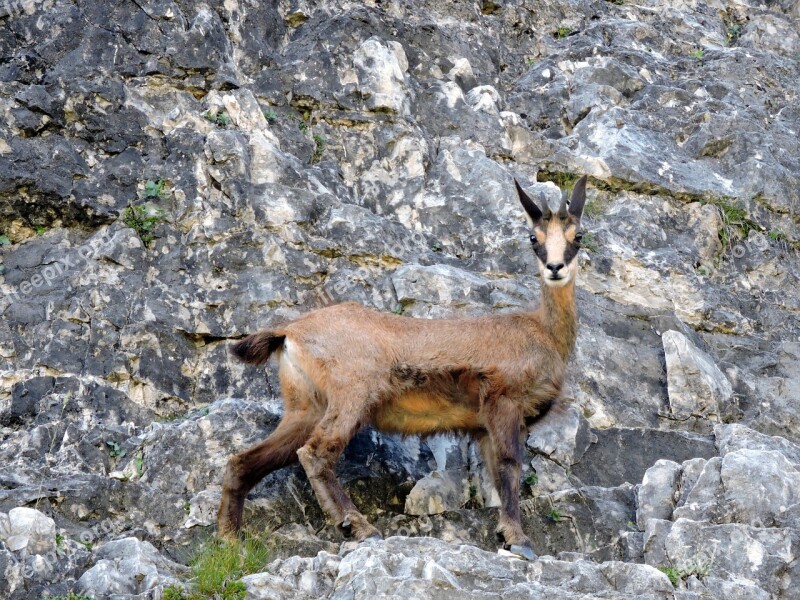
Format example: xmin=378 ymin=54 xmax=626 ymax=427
xmin=529 ymin=234 xmax=539 ymax=246
xmin=575 ymin=232 xmax=584 ymax=243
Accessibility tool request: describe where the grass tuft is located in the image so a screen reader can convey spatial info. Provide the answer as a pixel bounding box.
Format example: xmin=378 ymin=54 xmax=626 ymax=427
xmin=164 ymin=532 xmax=276 ymax=600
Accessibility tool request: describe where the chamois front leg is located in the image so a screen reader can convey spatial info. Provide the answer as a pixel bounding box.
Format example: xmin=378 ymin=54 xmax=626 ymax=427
xmin=296 ymin=397 xmax=382 ymax=542
xmin=484 ymin=396 xmax=536 ymax=561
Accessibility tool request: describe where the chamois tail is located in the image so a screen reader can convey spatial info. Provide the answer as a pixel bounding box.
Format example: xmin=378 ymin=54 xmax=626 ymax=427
xmin=230 ymin=331 xmax=286 ymax=366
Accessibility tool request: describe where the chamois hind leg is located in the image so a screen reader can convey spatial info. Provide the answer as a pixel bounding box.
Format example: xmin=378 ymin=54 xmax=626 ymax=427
xmin=217 ymin=409 xmax=319 ymax=537
xmin=483 ymin=395 xmax=536 ymax=561
xmin=296 ymin=392 xmax=381 ymax=542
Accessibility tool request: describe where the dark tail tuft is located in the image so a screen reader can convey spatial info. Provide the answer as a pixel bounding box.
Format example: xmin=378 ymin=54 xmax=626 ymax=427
xmin=230 ymin=332 xmax=286 ymax=366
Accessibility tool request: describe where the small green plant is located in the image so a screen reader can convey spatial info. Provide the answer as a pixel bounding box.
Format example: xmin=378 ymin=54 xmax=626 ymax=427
xmin=55 ymin=533 xmax=65 ymax=547
xmin=525 ymin=58 xmax=537 ymax=68
xmin=768 ymin=229 xmax=787 ymax=242
xmin=690 ymin=49 xmax=705 ymax=61
xmin=546 ymin=507 xmax=563 ymax=522
xmin=726 ymin=23 xmax=742 ymax=45
xmin=0 ymin=234 xmax=10 ymax=245
xmin=35 ymin=225 xmax=47 ymax=235
xmin=659 ymin=566 xmax=680 ymax=587
xmin=135 ymin=454 xmax=145 ymax=477
xmin=298 ymin=121 xmax=308 ymax=133
xmin=392 ymin=303 xmax=404 ymax=315
xmin=123 ymin=204 xmax=166 ymax=247
xmin=430 ymin=240 xmax=443 ymax=252
xmin=555 ymin=26 xmax=573 ymax=39
xmin=311 ymin=134 xmax=326 ymax=164
xmin=580 ymin=232 xmax=600 ymax=254
xmin=143 ymin=179 xmax=168 ymax=198
xmin=658 ymin=561 xmax=711 ymax=588
xmin=262 ymin=107 xmax=277 ymax=124
xmin=184 ymin=500 xmax=191 ymax=514
xmin=106 ymin=440 xmax=126 ymax=459
xmin=45 ymin=594 xmax=94 ymax=600
xmin=524 ymin=472 xmax=538 ymax=487
xmin=163 ymin=585 xmax=187 ymax=600
xmin=78 ymin=539 xmax=93 ymax=551
xmin=203 ymin=109 xmax=231 ymax=127
xmin=711 ymin=198 xmax=758 ymax=248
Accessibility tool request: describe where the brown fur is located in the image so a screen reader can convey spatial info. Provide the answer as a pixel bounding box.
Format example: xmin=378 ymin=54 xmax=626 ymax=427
xmin=218 ymin=176 xmax=589 ymax=556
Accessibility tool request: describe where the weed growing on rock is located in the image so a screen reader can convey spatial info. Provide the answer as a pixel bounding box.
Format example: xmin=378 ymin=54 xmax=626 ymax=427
xmin=262 ymin=107 xmax=277 ymax=124
xmin=123 ymin=204 xmax=166 ymax=247
xmin=690 ymin=49 xmax=705 ymax=61
xmin=143 ymin=179 xmax=168 ymax=199
xmin=203 ymin=109 xmax=231 ymax=127
xmin=524 ymin=472 xmax=538 ymax=487
xmin=581 ymin=232 xmax=599 ymax=254
xmin=546 ymin=507 xmax=563 ymax=522
xmin=106 ymin=440 xmax=126 ymax=459
xmin=311 ymin=134 xmax=326 ymax=163
xmin=658 ymin=561 xmax=711 ymax=588
xmin=726 ymin=23 xmax=742 ymax=45
xmin=710 ymin=198 xmax=758 ymax=248
xmin=46 ymin=594 xmax=93 ymax=600
xmin=165 ymin=533 xmax=275 ymax=600
xmin=659 ymin=566 xmax=680 ymax=587
xmin=555 ymin=26 xmax=573 ymax=39
xmin=768 ymin=229 xmax=787 ymax=242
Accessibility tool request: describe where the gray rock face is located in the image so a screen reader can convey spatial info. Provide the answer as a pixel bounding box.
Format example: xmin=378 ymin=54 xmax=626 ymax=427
xmin=0 ymin=0 xmax=799 ymax=597
xmin=76 ymin=537 xmax=187 ymax=599
xmin=245 ymin=536 xmax=675 ymax=600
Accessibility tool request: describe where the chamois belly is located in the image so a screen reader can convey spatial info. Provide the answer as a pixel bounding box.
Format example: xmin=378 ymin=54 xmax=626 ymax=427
xmin=372 ymin=391 xmax=481 ymax=436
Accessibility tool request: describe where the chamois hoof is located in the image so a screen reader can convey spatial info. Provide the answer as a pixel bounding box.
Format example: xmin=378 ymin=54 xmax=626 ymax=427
xmin=507 ymin=543 xmax=538 ymax=561
xmin=339 ymin=515 xmax=354 ymax=538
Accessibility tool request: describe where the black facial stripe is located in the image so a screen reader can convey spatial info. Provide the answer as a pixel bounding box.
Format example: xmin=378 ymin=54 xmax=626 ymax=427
xmin=530 ymin=239 xmax=581 ymax=264
xmin=563 ymin=243 xmax=579 ymax=264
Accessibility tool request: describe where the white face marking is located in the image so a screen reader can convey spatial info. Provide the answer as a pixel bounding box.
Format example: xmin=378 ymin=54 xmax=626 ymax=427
xmin=535 ymin=218 xmax=579 ymax=287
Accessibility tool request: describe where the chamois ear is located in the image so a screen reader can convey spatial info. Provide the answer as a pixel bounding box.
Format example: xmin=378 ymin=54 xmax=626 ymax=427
xmin=515 ymin=179 xmax=543 ymax=224
xmin=567 ymin=175 xmax=588 ymax=219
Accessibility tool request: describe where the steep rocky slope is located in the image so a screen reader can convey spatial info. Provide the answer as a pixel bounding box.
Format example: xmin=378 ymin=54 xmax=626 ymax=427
xmin=1 ymin=0 xmax=799 ymax=598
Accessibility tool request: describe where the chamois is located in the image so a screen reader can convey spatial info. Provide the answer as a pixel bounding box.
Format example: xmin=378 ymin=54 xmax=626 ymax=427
xmin=218 ymin=175 xmax=588 ymax=561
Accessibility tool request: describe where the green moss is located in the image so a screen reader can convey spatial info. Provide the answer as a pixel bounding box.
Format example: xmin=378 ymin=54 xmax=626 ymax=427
xmin=690 ymin=49 xmax=705 ymax=61
xmin=0 ymin=234 xmax=10 ymax=245
xmin=44 ymin=594 xmax=94 ymax=600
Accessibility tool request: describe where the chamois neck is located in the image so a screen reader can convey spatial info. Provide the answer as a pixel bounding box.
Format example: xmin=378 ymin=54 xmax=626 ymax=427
xmin=536 ymin=280 xmax=578 ymax=360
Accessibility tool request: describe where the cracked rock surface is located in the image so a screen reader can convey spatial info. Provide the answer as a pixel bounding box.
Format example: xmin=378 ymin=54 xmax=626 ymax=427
xmin=1 ymin=0 xmax=799 ymax=598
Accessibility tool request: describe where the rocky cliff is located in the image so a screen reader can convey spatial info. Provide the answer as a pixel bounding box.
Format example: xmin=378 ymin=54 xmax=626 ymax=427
xmin=1 ymin=0 xmax=800 ymax=598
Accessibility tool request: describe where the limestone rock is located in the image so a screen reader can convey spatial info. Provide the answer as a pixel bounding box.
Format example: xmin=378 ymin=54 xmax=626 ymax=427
xmin=663 ymin=330 xmax=733 ymax=430
xmin=76 ymin=537 xmax=187 ymax=599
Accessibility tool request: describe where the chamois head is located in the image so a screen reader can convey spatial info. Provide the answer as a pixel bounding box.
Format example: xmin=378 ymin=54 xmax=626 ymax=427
xmin=515 ymin=175 xmax=588 ymax=288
